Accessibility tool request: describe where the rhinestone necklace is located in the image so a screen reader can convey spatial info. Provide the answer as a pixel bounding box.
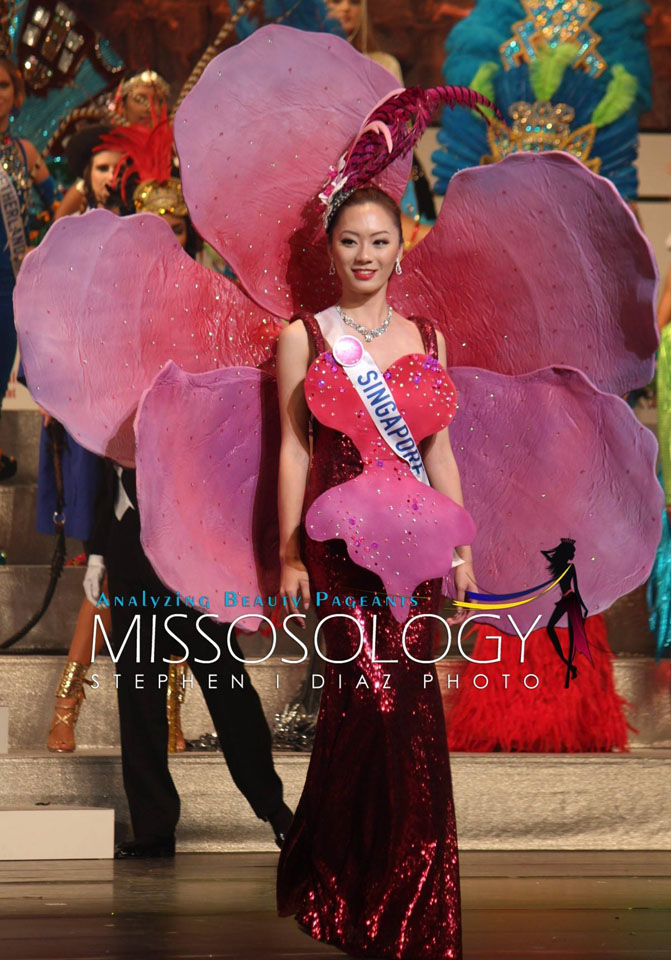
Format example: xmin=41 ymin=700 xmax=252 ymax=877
xmin=336 ymin=303 xmax=392 ymax=343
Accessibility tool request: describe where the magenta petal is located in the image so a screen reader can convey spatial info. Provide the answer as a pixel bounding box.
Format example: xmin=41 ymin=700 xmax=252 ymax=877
xmin=135 ymin=362 xmax=280 ymax=631
xmin=449 ymin=365 xmax=663 ymax=633
xmin=305 ymin=467 xmax=476 ymax=623
xmin=15 ymin=210 xmax=282 ymax=466
xmin=394 ymin=152 xmax=658 ymax=394
xmin=175 ymin=24 xmax=411 ymax=316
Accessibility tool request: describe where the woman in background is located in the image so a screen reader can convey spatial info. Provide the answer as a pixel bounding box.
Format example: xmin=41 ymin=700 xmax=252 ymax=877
xmin=0 ymin=57 xmax=54 ymax=479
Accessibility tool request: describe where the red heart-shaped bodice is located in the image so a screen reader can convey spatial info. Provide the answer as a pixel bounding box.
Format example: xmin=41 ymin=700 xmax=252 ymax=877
xmin=304 ymin=351 xmax=458 ymax=463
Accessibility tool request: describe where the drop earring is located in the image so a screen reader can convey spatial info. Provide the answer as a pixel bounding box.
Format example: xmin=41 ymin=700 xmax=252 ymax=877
xmin=395 ymin=257 xmax=403 ymax=275
xmin=329 ymin=257 xmax=335 ymax=276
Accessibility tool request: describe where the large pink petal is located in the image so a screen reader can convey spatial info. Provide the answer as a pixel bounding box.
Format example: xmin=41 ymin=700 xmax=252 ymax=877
xmin=306 ymin=468 xmax=475 ymax=623
xmin=175 ymin=24 xmax=411 ymax=316
xmin=392 ymin=152 xmax=658 ymax=395
xmin=449 ymin=365 xmax=662 ymax=634
xmin=135 ymin=362 xmax=280 ymax=631
xmin=15 ymin=209 xmax=282 ymax=466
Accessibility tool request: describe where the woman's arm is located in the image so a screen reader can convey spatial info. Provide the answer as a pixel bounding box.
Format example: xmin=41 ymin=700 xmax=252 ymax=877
xmin=276 ymin=320 xmax=312 ymax=614
xmin=422 ymin=330 xmax=476 ymax=605
xmin=20 ymin=139 xmax=50 ymax=185
xmin=20 ymin=139 xmax=57 ymax=214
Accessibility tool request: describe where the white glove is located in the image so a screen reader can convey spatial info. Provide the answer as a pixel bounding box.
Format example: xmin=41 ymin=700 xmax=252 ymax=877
xmin=83 ymin=554 xmax=106 ymax=605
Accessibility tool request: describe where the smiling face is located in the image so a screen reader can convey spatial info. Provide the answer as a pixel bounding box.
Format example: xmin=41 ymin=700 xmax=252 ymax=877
xmin=326 ymin=0 xmax=363 ymax=37
xmin=329 ymin=200 xmax=403 ymax=298
xmin=89 ymin=150 xmax=123 ymax=206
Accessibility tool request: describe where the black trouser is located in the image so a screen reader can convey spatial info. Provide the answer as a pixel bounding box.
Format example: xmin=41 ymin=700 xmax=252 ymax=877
xmin=105 ymin=509 xmax=283 ymax=843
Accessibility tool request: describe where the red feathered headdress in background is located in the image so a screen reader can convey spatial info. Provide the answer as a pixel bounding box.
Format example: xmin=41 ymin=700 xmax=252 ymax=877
xmin=98 ymin=107 xmax=187 ymax=217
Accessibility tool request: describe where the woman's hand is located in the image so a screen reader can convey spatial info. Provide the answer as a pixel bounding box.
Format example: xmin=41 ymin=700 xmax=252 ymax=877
xmin=280 ymin=559 xmax=311 ymax=627
xmin=448 ymin=562 xmax=477 ymax=625
xmin=37 ymin=406 xmax=52 ymax=427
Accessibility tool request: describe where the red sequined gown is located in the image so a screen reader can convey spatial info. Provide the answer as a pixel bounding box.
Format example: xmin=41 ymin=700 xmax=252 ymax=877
xmin=277 ymin=314 xmax=462 ymax=959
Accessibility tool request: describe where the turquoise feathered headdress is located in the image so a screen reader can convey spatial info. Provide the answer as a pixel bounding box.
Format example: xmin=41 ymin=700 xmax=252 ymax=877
xmin=432 ymin=0 xmax=652 ymax=200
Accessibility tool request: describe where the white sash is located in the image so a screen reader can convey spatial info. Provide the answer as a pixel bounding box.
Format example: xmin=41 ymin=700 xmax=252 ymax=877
xmin=314 ymin=307 xmax=463 ymax=568
xmin=0 ymin=162 xmax=27 ymax=278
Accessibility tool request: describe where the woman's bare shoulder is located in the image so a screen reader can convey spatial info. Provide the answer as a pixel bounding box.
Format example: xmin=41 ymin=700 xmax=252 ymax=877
xmin=279 ymin=317 xmax=309 ymax=346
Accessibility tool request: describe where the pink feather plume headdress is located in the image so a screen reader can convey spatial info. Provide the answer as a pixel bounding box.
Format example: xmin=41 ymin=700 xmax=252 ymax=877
xmin=319 ymin=84 xmax=504 ymax=228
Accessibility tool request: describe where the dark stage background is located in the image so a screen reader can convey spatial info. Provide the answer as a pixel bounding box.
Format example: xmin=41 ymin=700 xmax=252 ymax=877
xmin=71 ymin=0 xmax=671 ymax=130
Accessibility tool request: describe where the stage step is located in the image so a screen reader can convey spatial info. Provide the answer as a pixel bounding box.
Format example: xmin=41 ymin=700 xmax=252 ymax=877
xmin=0 ymin=806 xmax=114 ymax=860
xmin=0 ymin=749 xmax=668 ymax=852
xmin=1 ymin=654 xmax=669 ymax=752
xmin=0 ymin=568 xmax=91 ymax=650
xmin=0 ymin=654 xmax=305 ymax=750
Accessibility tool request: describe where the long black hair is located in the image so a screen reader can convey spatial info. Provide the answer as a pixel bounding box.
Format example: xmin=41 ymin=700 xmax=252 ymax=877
xmin=541 ymin=539 xmax=576 ymax=579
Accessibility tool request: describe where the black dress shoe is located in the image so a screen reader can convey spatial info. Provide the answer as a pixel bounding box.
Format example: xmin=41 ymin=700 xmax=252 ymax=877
xmin=267 ymin=802 xmax=294 ymax=849
xmin=114 ymin=837 xmax=175 ymax=859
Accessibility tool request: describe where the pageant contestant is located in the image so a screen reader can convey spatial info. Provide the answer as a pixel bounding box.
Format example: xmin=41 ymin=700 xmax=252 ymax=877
xmin=46 ymin=122 xmax=187 ymax=753
xmin=55 ymin=71 xmax=170 ymax=221
xmin=14 ymin=22 xmax=662 ymax=959
xmin=275 ymin=184 xmax=476 ymax=956
xmin=0 ymin=56 xmax=54 ymax=480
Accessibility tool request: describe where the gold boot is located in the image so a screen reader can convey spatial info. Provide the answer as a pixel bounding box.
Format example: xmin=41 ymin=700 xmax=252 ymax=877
xmin=47 ymin=661 xmax=92 ymax=753
xmin=167 ymin=659 xmax=187 ymax=753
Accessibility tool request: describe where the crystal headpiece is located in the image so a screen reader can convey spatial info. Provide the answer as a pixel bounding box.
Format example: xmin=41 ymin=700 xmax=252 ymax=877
xmin=119 ymin=70 xmax=170 ymax=101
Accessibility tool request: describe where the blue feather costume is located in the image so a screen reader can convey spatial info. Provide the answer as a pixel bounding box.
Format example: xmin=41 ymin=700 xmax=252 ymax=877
xmin=432 ymin=0 xmax=651 ymax=200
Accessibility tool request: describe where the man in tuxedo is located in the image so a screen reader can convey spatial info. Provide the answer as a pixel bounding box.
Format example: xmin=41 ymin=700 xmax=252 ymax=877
xmin=86 ymin=461 xmax=292 ymax=857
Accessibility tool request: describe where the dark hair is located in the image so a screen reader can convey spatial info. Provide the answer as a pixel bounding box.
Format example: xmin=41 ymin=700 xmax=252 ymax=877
xmin=0 ymin=56 xmax=25 ymax=110
xmin=541 ymin=540 xmax=576 ymax=579
xmin=326 ymin=186 xmax=402 ymax=242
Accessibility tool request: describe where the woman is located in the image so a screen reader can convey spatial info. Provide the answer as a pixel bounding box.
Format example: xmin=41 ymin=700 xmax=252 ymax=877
xmin=327 ymin=0 xmax=401 ymax=80
xmin=0 ymin=56 xmax=54 ymax=479
xmin=113 ymin=70 xmax=170 ymax=127
xmin=275 ymin=185 xmax=476 ymax=958
xmin=46 ymin=120 xmax=193 ymax=753
xmin=53 ymin=123 xmax=123 ymax=220
xmin=55 ymin=70 xmax=170 ymax=220
xmin=45 ymin=124 xmax=123 ymax=751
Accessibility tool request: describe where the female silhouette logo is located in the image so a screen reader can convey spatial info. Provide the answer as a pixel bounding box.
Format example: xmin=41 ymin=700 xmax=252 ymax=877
xmin=541 ymin=538 xmax=593 ymax=688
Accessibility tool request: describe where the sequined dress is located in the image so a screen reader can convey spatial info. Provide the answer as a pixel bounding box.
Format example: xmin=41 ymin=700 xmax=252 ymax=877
xmin=277 ymin=314 xmax=463 ymax=960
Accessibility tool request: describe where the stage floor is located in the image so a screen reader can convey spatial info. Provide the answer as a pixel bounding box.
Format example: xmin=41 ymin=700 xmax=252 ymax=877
xmin=1 ymin=851 xmax=670 ymax=959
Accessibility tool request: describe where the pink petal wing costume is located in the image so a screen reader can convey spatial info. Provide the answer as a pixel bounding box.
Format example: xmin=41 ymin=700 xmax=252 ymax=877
xmin=447 ymin=366 xmax=662 ymax=633
xmin=174 ymin=24 xmax=412 ymax=318
xmin=134 ymin=362 xmax=280 ymax=632
xmin=393 ymin=150 xmax=658 ymax=397
xmin=12 ymin=24 xmax=662 ymax=960
xmin=15 ymin=210 xmax=282 ymax=466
